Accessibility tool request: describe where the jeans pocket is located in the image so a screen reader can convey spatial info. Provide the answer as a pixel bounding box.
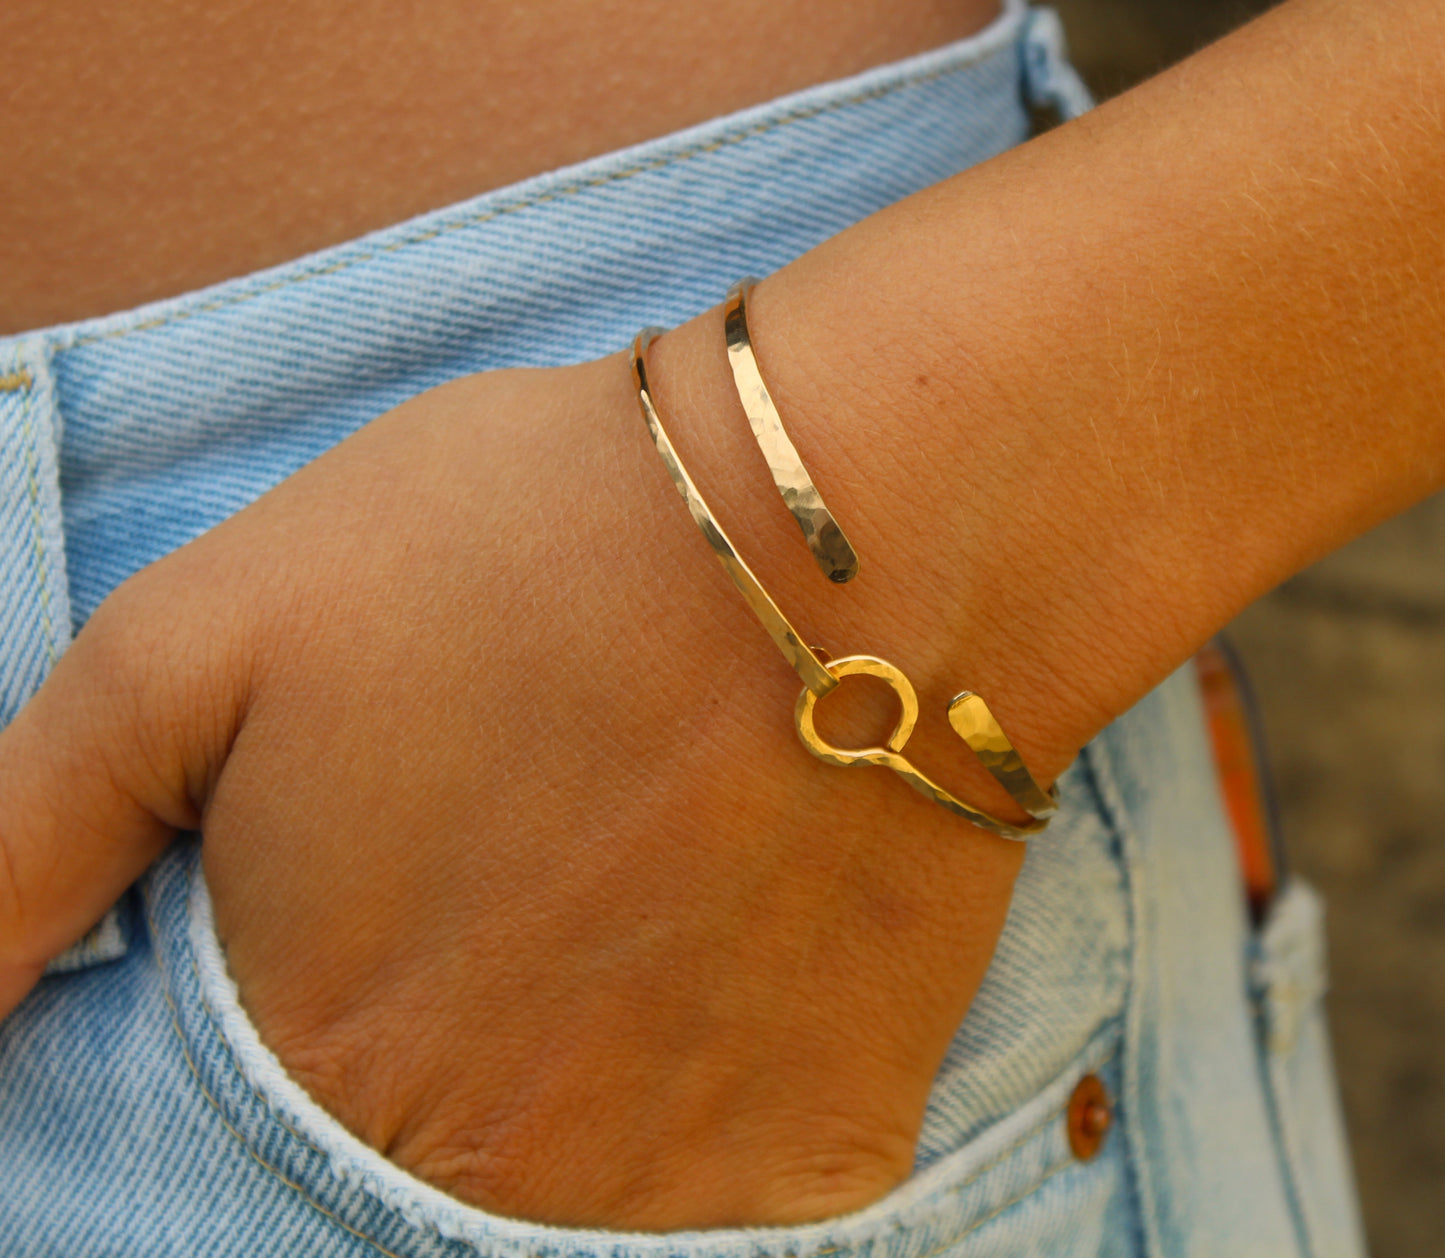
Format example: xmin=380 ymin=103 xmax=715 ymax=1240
xmin=144 ymin=830 xmax=1141 ymax=1258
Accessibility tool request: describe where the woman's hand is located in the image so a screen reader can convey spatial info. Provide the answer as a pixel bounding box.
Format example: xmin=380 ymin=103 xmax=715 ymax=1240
xmin=7 ymin=0 xmax=1443 ymax=1228
xmin=0 ymin=345 xmax=1047 ymax=1228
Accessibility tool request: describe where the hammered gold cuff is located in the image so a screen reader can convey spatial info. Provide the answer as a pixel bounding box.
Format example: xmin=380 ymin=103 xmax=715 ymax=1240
xmin=631 ymin=321 xmax=1057 ymax=840
xmin=724 ymin=278 xmax=860 ymax=584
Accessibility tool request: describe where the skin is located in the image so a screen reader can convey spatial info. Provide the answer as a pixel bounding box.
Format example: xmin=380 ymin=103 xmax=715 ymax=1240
xmin=0 ymin=0 xmax=998 ymax=333
xmin=1 ymin=0 xmax=1443 ymax=1231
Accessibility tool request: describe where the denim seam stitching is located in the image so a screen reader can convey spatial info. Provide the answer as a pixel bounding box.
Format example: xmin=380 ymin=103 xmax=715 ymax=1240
xmin=900 ymin=1043 xmax=1121 ymax=1253
xmin=145 ymin=883 xmax=413 ymax=1258
xmin=920 ymin=1154 xmax=1077 ymax=1253
xmin=809 ymin=1109 xmax=1063 ymax=1258
xmin=68 ymin=43 xmax=1007 ymax=351
xmin=814 ymin=1041 xmax=1120 ymax=1256
xmin=13 ymin=372 xmax=60 ymax=667
xmin=1258 ymin=1047 xmax=1320 ymax=1258
xmin=182 ymin=938 xmax=335 ymax=1163
xmin=1079 ymin=740 xmax=1164 ymax=1258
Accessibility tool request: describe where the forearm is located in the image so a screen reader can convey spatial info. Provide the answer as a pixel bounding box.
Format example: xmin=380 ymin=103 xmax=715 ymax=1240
xmin=648 ymin=0 xmax=1445 ymax=789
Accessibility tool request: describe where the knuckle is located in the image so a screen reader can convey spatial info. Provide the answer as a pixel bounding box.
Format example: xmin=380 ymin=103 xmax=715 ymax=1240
xmin=64 ymin=564 xmax=234 ymax=819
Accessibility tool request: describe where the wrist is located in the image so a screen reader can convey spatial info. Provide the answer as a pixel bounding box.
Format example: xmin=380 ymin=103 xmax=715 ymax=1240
xmin=640 ymin=306 xmax=1080 ymax=844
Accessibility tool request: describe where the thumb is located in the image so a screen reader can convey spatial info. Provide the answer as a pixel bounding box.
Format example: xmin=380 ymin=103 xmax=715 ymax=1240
xmin=0 ymin=578 xmax=241 ymax=1017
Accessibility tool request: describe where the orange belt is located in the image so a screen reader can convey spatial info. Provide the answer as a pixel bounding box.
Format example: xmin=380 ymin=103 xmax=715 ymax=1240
xmin=1196 ymin=638 xmax=1285 ymax=925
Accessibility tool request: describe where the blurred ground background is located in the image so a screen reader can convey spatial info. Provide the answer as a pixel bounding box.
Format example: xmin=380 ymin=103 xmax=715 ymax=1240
xmin=1049 ymin=2 xmax=1445 ymax=1254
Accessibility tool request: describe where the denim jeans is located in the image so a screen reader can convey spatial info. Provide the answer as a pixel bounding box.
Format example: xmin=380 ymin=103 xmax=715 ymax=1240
xmin=0 ymin=4 xmax=1365 ymax=1253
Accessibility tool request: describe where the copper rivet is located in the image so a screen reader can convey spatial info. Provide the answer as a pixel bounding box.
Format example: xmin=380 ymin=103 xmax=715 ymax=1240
xmin=1066 ymin=1074 xmax=1112 ymax=1161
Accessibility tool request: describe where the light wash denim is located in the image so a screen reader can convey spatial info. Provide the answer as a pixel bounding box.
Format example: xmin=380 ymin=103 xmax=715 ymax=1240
xmin=0 ymin=4 xmax=1364 ymax=1254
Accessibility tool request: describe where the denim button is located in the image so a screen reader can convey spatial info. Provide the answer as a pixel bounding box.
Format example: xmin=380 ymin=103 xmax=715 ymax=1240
xmin=1066 ymin=1074 xmax=1112 ymax=1161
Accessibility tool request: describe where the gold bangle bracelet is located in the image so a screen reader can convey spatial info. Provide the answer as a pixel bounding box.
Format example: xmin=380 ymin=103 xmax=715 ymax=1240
xmin=724 ymin=278 xmax=860 ymax=585
xmin=631 ymin=326 xmax=1057 ymax=840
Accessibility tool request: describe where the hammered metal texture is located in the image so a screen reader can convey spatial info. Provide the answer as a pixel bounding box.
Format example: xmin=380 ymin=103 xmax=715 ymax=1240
xmin=632 ymin=328 xmax=1056 ymax=839
xmin=725 ymin=278 xmax=860 ymax=584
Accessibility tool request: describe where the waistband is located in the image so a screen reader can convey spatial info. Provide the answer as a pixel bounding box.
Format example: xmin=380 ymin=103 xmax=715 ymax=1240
xmin=0 ymin=0 xmax=1088 ymax=729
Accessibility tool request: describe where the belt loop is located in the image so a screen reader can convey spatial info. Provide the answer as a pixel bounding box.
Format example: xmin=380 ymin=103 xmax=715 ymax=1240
xmin=0 ymin=336 xmax=74 ymax=728
xmin=1021 ymin=7 xmax=1096 ymax=123
xmin=1251 ymin=880 xmax=1330 ymax=1058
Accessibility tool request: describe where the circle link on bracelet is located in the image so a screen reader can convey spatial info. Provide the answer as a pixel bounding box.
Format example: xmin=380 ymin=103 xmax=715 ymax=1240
xmin=631 ymin=320 xmax=1057 ymax=840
